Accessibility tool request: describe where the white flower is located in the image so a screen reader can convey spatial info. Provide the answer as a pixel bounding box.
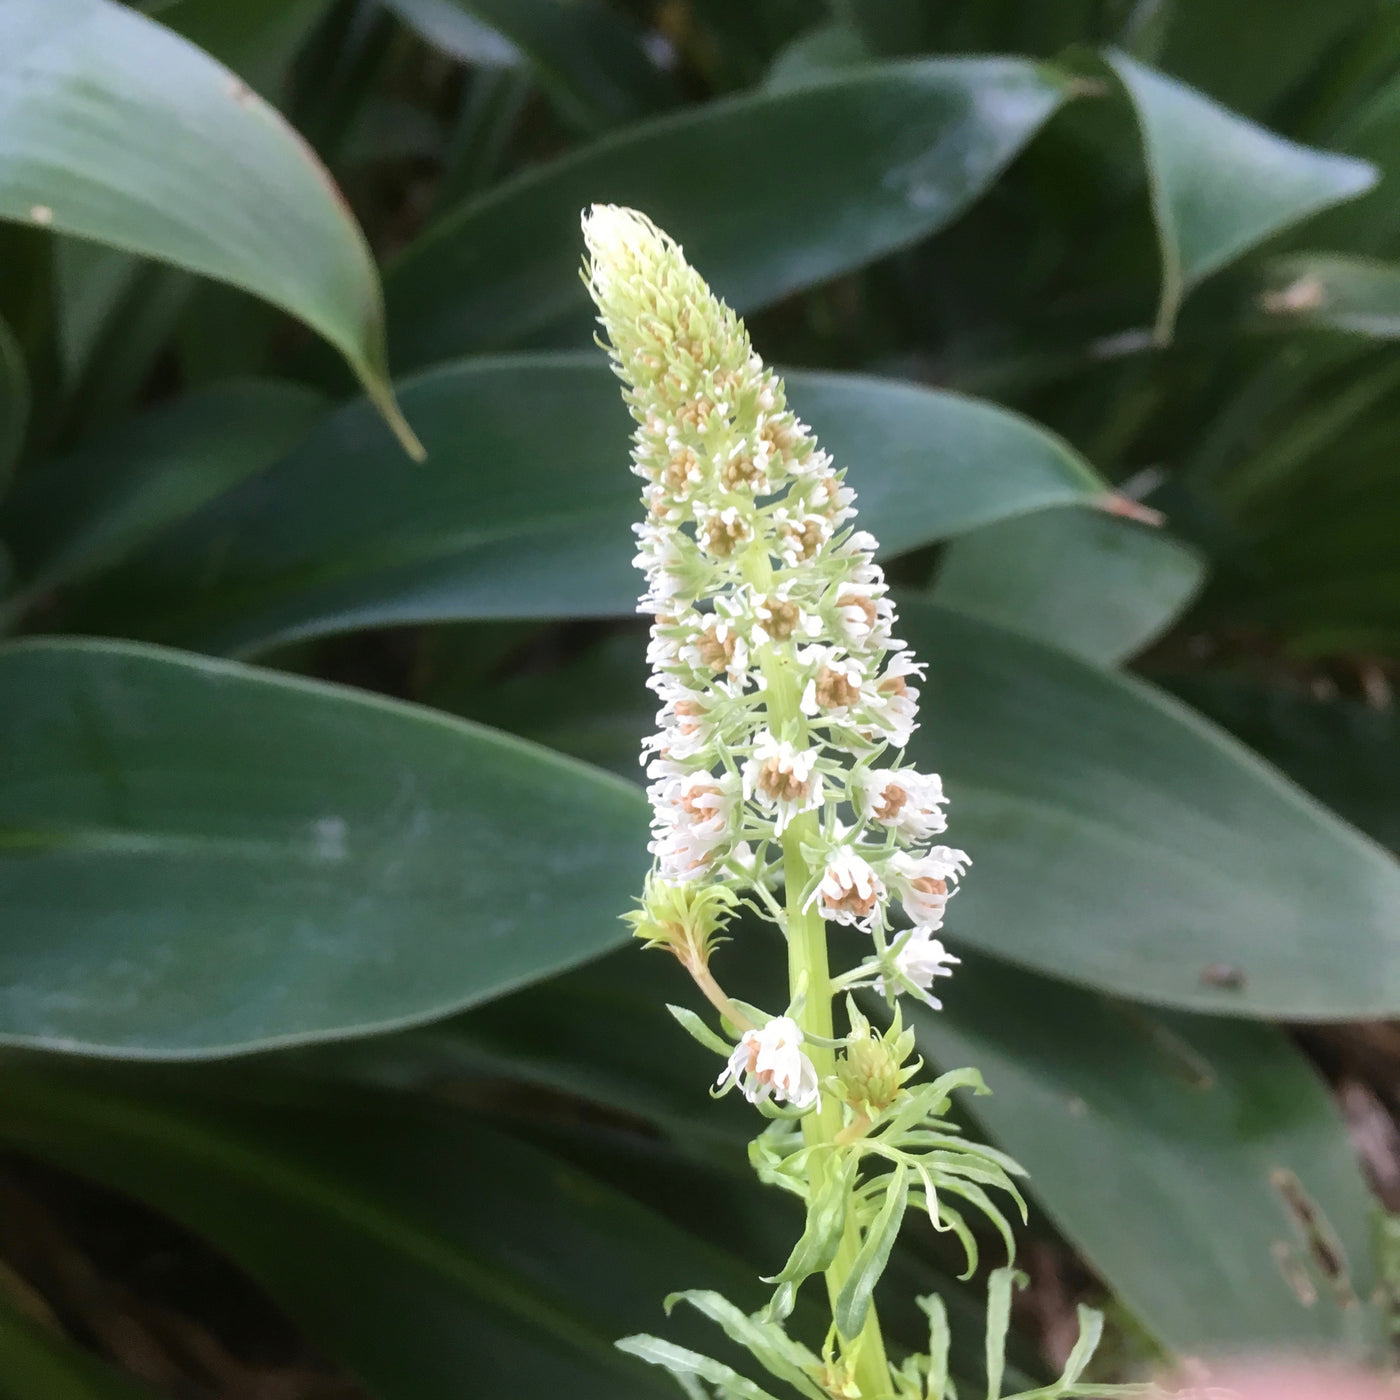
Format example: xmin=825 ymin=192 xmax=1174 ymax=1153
xmin=855 ymin=768 xmax=947 ymax=840
xmin=799 ymin=647 xmax=865 ymax=719
xmin=814 ymin=844 xmax=885 ymax=929
xmin=717 ymin=1016 xmax=819 ymax=1109
xmin=878 ymin=929 xmax=960 ymax=1005
xmin=888 ymin=847 xmax=970 ymax=927
xmin=742 ymin=732 xmax=822 ymax=835
xmin=862 ymin=650 xmax=925 ymax=747
xmin=648 ymin=769 xmax=738 ymax=880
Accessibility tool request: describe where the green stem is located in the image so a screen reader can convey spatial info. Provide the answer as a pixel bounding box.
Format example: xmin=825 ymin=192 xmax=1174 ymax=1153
xmin=783 ymin=814 xmax=891 ymax=1397
xmin=742 ymin=544 xmax=891 ymax=1395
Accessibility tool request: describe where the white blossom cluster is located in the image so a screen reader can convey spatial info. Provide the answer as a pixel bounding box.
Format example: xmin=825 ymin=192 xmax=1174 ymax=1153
xmin=584 ymin=205 xmax=965 ymax=1106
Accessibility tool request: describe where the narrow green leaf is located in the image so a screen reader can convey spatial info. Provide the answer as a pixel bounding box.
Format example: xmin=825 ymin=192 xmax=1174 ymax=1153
xmin=0 ymin=1295 xmax=161 ymax=1400
xmin=617 ymin=1336 xmax=782 ymax=1400
xmin=0 ymin=638 xmax=647 ymax=1056
xmin=0 ymin=314 xmax=27 ymax=493
xmin=0 ymin=380 xmax=325 ymax=605
xmin=665 ymin=1291 xmax=828 ymax=1400
xmin=384 ymin=0 xmax=674 ymax=133
xmin=763 ymin=1157 xmax=852 ymax=1317
xmin=834 ymin=1162 xmax=908 ymax=1340
xmin=911 ymin=955 xmax=1380 ymax=1353
xmin=1105 ymin=50 xmax=1377 ymax=341
xmin=385 ymin=59 xmax=1075 ymax=364
xmin=933 ymin=505 xmax=1205 ymax=666
xmin=0 ymin=1060 xmax=752 ymax=1400
xmin=668 ymin=1004 xmax=733 ymax=1058
xmin=983 ymin=1267 xmax=1022 ymax=1400
xmin=63 ymin=356 xmax=1107 ymax=653
xmin=1053 ymin=1307 xmax=1103 ymax=1392
xmin=0 ymin=0 xmax=419 ymax=454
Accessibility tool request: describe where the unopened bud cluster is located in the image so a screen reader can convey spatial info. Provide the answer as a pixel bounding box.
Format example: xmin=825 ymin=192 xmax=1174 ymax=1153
xmin=584 ymin=205 xmax=966 ymax=1110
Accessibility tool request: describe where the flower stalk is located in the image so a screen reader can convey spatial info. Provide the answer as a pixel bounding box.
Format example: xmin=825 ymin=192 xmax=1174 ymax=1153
xmin=584 ymin=204 xmax=1136 ymax=1400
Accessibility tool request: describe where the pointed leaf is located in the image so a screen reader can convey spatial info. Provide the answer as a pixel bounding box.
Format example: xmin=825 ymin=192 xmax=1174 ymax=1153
xmin=911 ymin=955 xmax=1380 ymax=1353
xmin=385 ymin=59 xmax=1074 ymax=365
xmin=0 ymin=0 xmax=417 ymax=452
xmin=0 ymin=638 xmax=646 ymax=1056
xmin=384 ymin=0 xmax=674 ymax=133
xmin=0 ymin=1060 xmax=755 ymax=1400
xmin=1105 ymin=50 xmax=1376 ymax=339
xmin=933 ymin=505 xmax=1204 ymax=666
xmin=63 ymin=356 xmax=1106 ymax=653
xmin=898 ymin=601 xmax=1400 ymax=1018
xmin=834 ymin=1163 xmax=908 ymax=1340
xmin=0 ymin=380 xmax=325 ymax=606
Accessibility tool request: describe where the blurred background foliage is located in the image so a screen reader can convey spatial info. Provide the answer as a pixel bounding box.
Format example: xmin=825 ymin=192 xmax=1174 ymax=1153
xmin=2 ymin=0 xmax=1400 ymax=1396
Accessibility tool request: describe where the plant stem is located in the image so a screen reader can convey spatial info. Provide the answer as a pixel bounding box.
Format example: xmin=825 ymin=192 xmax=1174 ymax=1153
xmin=745 ymin=541 xmax=891 ymax=1394
xmin=783 ymin=813 xmax=891 ymax=1396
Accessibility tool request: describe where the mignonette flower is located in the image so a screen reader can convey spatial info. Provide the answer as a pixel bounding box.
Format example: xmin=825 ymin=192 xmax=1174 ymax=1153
xmin=879 ymin=929 xmax=961 ymax=1006
xmin=582 ymin=198 xmax=971 ymax=1072
xmin=815 ymin=845 xmax=885 ymax=929
xmin=717 ymin=1016 xmax=819 ymax=1109
xmin=742 ymin=731 xmax=822 ymax=835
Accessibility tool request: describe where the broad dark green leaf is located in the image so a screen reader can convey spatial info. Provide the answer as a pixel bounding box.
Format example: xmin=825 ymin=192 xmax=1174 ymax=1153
xmin=0 ymin=638 xmax=647 ymax=1056
xmin=389 ymin=942 xmax=1377 ymax=1355
xmin=157 ymin=0 xmax=333 ymax=99
xmin=764 ymin=24 xmax=872 ymax=92
xmin=1104 ymin=50 xmax=1376 ymax=340
xmin=0 ymin=381 xmax=325 ymax=611
xmin=1149 ymin=0 xmax=1374 ymax=119
xmin=899 ymin=601 xmax=1400 ymax=1018
xmin=911 ymin=955 xmax=1379 ymax=1355
xmin=0 ymin=313 xmax=27 ymax=492
xmin=0 ymin=0 xmax=417 ymax=453
xmin=0 ymin=1297 xmax=160 ymax=1400
xmin=932 ymin=505 xmax=1205 ymax=665
xmin=456 ymin=601 xmax=1400 ymax=1018
xmin=385 ymin=0 xmax=674 ymax=133
xmin=0 ymin=1060 xmax=753 ymax=1400
xmin=1163 ymin=674 xmax=1400 ymax=853
xmin=385 ymin=59 xmax=1075 ymax=365
xmin=64 ymin=356 xmax=1107 ymax=655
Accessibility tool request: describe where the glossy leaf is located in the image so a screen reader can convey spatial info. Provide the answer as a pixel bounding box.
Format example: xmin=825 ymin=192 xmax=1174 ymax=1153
xmin=457 ymin=602 xmax=1400 ymax=1018
xmin=0 ymin=0 xmax=418 ymax=453
xmin=384 ymin=0 xmax=674 ymax=133
xmin=0 ymin=1060 xmax=756 ymax=1400
xmin=0 ymin=1297 xmax=160 ymax=1400
xmin=396 ymin=943 xmax=1377 ymax=1354
xmin=0 ymin=380 xmax=325 ymax=608
xmin=0 ymin=313 xmax=27 ymax=492
xmin=932 ymin=505 xmax=1205 ymax=665
xmin=1163 ymin=674 xmax=1400 ymax=853
xmin=65 ymin=356 xmax=1106 ymax=655
xmin=0 ymin=637 xmax=647 ymax=1056
xmin=898 ymin=601 xmax=1400 ymax=1018
xmin=1105 ymin=50 xmax=1377 ymax=340
xmin=385 ymin=59 xmax=1075 ymax=365
xmin=911 ymin=955 xmax=1379 ymax=1354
